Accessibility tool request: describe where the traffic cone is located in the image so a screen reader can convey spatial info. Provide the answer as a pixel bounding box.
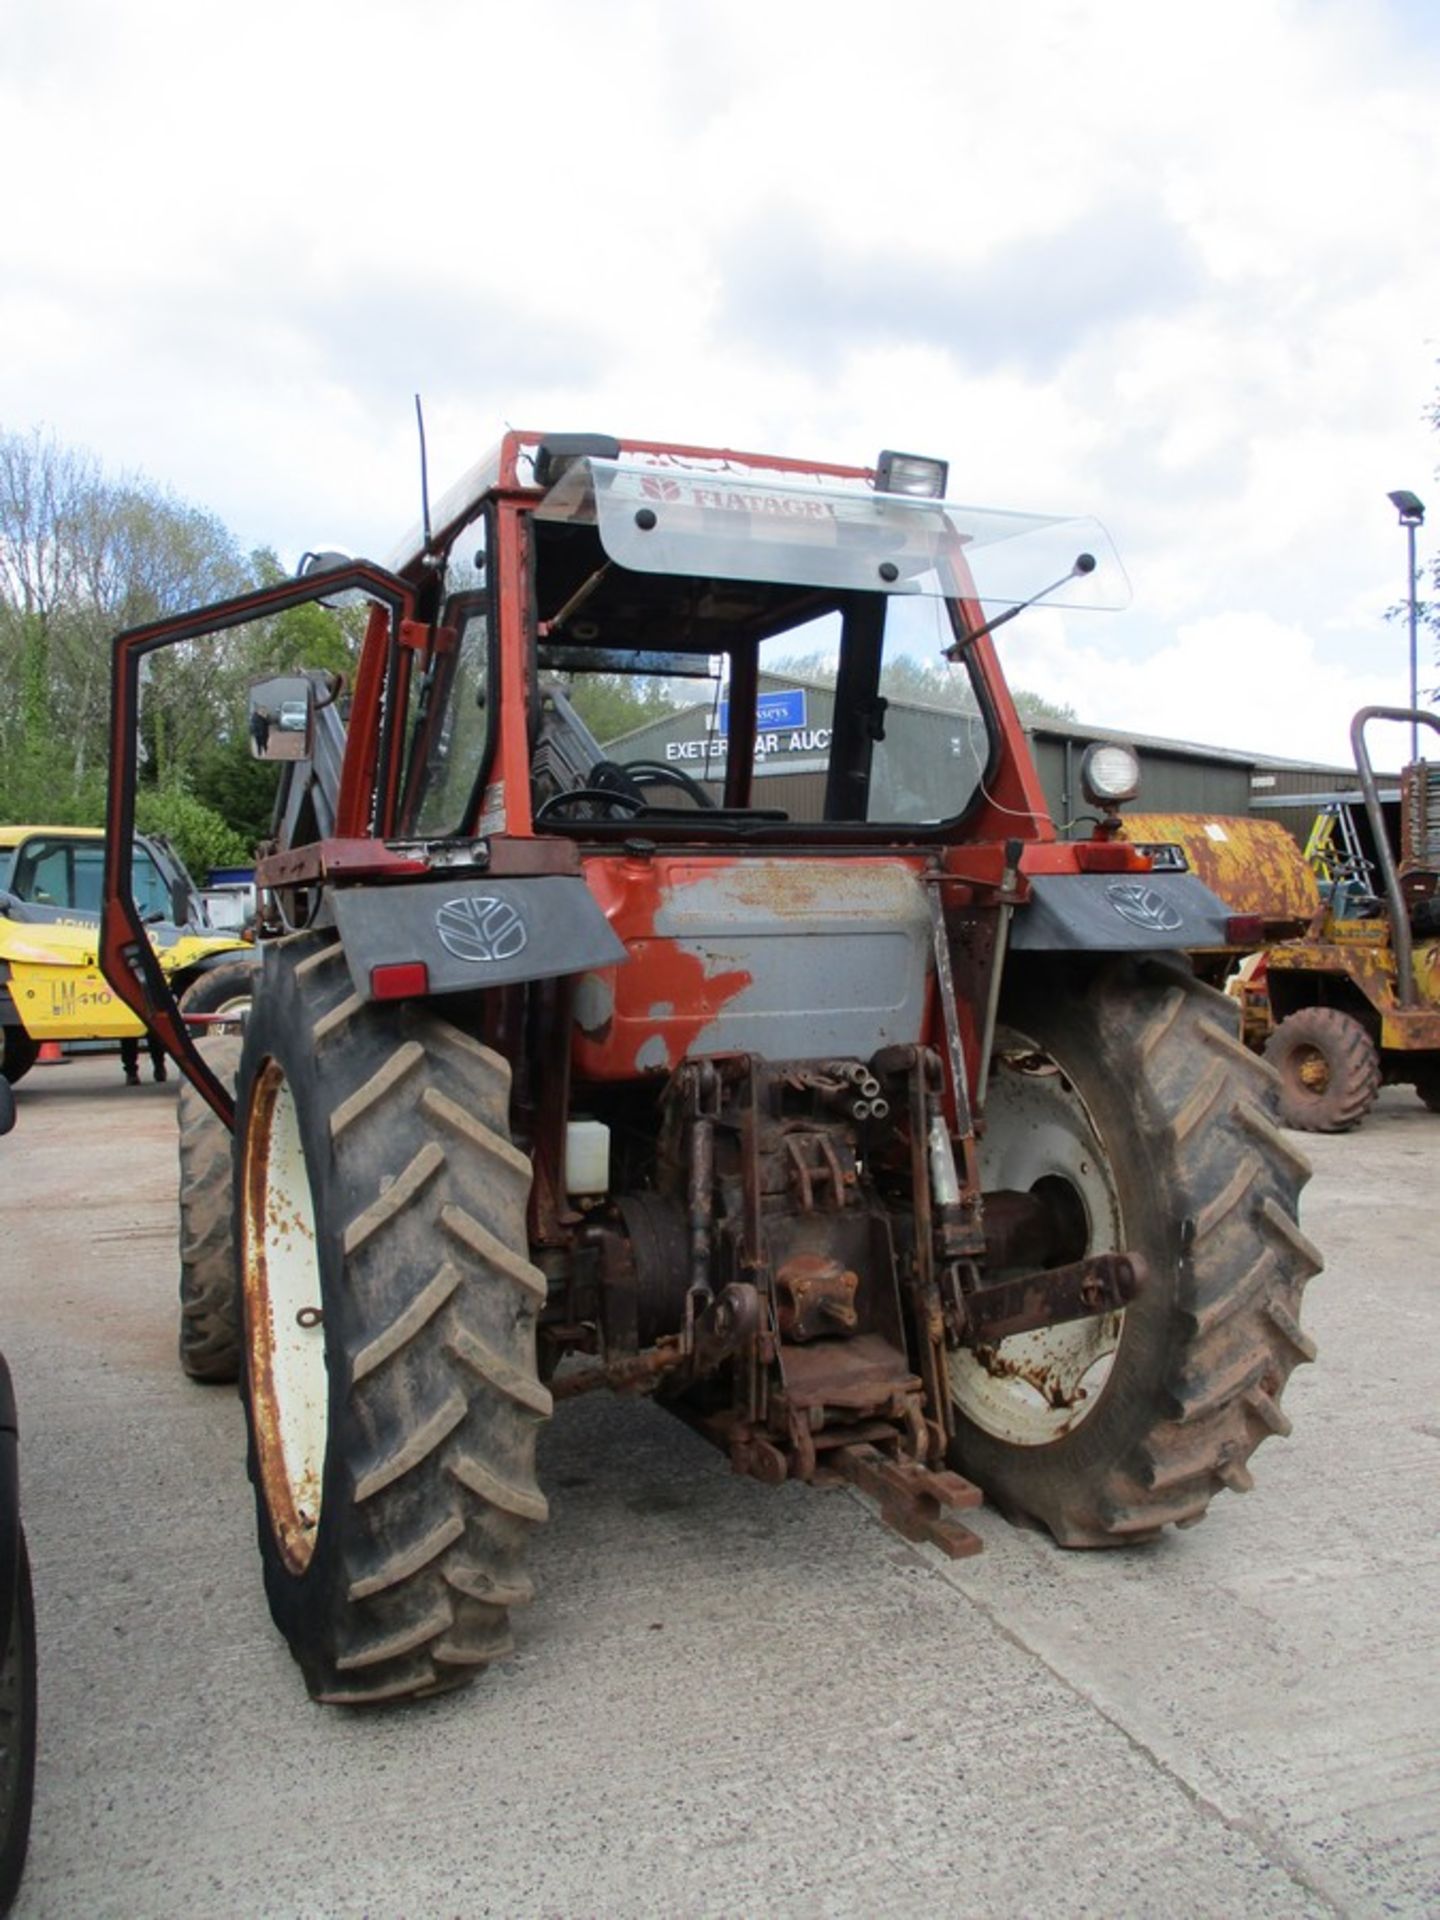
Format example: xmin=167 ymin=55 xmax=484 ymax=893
xmin=36 ymin=1042 xmax=66 ymax=1065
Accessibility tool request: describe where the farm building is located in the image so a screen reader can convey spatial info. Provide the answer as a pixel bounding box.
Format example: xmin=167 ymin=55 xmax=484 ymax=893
xmin=598 ymin=671 xmax=1393 ymax=840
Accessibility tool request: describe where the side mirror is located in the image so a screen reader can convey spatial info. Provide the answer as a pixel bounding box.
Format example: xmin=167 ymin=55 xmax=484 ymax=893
xmin=248 ymin=675 xmax=315 ymax=761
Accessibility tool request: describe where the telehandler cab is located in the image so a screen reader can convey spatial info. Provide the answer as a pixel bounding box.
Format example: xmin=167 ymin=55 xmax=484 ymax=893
xmin=100 ymin=432 xmax=1319 ymax=1705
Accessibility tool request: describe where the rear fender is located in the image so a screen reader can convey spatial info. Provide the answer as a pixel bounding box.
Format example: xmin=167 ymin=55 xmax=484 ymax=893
xmin=331 ymin=876 xmax=627 ymax=1001
xmin=1009 ymin=871 xmax=1232 ymax=952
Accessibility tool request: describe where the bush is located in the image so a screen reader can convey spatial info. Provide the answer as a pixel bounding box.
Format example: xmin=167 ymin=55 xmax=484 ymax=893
xmin=134 ymin=784 xmax=252 ymax=882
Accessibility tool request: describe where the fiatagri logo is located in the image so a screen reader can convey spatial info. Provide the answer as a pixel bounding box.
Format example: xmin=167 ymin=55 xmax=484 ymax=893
xmin=636 ymin=472 xmax=836 ymax=520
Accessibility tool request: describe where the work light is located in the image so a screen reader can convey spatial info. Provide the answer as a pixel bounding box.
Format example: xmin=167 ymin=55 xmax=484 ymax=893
xmin=1080 ymin=742 xmax=1141 ymax=808
xmin=874 ymin=450 xmax=949 ymax=499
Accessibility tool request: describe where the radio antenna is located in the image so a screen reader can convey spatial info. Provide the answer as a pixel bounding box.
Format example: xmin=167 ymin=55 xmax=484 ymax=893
xmin=414 ymin=393 xmax=433 ymax=548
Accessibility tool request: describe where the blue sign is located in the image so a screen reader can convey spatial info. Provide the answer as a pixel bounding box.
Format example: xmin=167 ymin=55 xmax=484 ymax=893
xmin=715 ymin=688 xmax=807 ymax=735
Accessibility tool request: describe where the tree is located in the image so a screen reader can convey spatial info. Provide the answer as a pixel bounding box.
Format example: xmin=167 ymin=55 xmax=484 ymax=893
xmin=765 ymin=649 xmax=1076 ymax=724
xmin=0 ymin=427 xmax=255 ymax=820
xmin=566 ymin=673 xmax=679 ymax=745
xmin=0 ymin=431 xmax=361 ymax=866
xmin=135 ymin=784 xmax=252 ymax=881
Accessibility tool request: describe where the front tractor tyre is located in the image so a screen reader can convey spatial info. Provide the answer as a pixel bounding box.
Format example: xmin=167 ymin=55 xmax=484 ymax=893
xmin=1263 ymin=1006 xmax=1381 ymax=1133
xmin=177 ymin=1033 xmax=244 ymax=1383
xmin=949 ymin=957 xmax=1321 ymax=1547
xmin=234 ymin=935 xmax=551 ymax=1704
xmin=178 ymin=960 xmax=257 ymax=1026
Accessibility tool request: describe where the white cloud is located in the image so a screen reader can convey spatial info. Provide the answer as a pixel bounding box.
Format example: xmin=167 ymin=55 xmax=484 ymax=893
xmin=1002 ymin=605 xmax=1411 ymax=764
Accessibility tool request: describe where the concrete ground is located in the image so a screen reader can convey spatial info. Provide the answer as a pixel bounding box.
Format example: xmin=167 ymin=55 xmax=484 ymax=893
xmin=1 ymin=1056 xmax=1436 ymax=1918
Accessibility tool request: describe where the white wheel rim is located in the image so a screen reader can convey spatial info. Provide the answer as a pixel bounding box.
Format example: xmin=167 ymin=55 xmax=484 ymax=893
xmin=948 ymin=1027 xmax=1125 ymax=1446
xmin=243 ymin=1058 xmax=328 ymax=1573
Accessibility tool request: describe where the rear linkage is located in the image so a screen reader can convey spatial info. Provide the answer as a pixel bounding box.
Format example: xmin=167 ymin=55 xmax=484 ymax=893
xmin=541 ymin=1046 xmax=1144 ymax=1559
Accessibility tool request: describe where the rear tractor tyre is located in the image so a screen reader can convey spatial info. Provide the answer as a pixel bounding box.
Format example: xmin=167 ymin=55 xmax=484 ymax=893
xmin=1414 ymin=1065 xmax=1440 ymax=1114
xmin=949 ymin=956 xmax=1321 ymax=1547
xmin=177 ymin=1034 xmax=243 ymax=1384
xmin=235 ymin=935 xmax=551 ymax=1704
xmin=1263 ymin=1006 xmax=1380 ymax=1132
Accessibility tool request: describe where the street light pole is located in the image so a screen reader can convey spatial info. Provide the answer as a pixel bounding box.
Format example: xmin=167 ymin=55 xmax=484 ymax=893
xmin=1387 ymin=489 xmax=1426 ymax=763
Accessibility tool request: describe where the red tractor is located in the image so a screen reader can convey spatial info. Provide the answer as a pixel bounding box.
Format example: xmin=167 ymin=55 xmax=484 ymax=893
xmin=101 ymin=433 xmax=1319 ymax=1705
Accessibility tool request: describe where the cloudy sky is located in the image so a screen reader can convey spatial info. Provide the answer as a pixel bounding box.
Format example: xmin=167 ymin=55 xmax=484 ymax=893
xmin=3 ymin=0 xmax=1438 ymax=764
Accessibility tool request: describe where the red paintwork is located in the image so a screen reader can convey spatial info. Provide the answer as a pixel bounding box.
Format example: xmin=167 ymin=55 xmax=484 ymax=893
xmin=495 ymin=431 xmax=877 ymax=497
xmin=100 ymin=561 xmax=417 ymax=1127
xmin=253 ymin=840 xmax=429 ymax=888
xmin=573 ymin=850 xmax=937 ymax=1084
xmin=335 ymin=605 xmax=390 ymax=838
xmin=573 ymin=852 xmax=753 ymax=1079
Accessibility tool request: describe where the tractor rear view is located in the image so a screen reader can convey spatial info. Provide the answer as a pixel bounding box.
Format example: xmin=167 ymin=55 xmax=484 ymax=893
xmin=100 ymin=433 xmax=1320 ymax=1706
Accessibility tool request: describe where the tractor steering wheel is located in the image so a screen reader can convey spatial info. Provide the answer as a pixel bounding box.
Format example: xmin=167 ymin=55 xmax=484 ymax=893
xmin=534 ymin=787 xmax=648 ymax=824
xmin=619 ymin=760 xmax=717 ymax=808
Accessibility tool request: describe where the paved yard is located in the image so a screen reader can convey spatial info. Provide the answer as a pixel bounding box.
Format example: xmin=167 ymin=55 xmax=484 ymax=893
xmin=1 ymin=1058 xmax=1436 ymax=1917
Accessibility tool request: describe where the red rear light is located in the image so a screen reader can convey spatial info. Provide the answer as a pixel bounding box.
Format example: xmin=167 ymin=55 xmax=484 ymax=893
xmin=370 ymin=961 xmax=430 ymax=1000
xmin=1225 ymin=915 xmax=1265 ymax=947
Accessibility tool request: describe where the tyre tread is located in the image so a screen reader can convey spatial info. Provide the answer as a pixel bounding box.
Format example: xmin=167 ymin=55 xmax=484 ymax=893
xmin=237 ymin=937 xmax=547 ymax=1704
xmin=954 ymin=958 xmax=1320 ymax=1545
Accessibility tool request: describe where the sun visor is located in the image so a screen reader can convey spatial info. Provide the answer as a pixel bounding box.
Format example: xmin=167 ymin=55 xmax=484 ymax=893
xmin=536 ymin=459 xmax=1129 ymax=610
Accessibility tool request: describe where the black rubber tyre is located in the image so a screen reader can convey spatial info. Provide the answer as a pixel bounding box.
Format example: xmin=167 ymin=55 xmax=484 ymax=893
xmin=949 ymin=956 xmax=1321 ymax=1546
xmin=179 ymin=960 xmax=257 ymax=1023
xmin=1263 ymin=1005 xmax=1381 ymax=1132
xmin=235 ymin=935 xmax=550 ymax=1704
xmin=0 ymin=1031 xmax=37 ymax=1089
xmin=1414 ymin=1060 xmax=1440 ymax=1114
xmin=177 ymin=1033 xmax=243 ymax=1384
xmin=0 ymin=1528 xmax=37 ymax=1916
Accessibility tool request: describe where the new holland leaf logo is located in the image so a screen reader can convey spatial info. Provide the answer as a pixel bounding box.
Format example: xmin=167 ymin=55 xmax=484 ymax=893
xmin=434 ymin=895 xmax=528 ymax=964
xmin=1103 ymin=883 xmax=1184 ymax=933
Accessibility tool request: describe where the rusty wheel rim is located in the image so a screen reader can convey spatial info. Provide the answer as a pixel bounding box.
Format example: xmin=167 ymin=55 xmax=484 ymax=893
xmin=1293 ymin=1044 xmax=1330 ymax=1094
xmin=242 ymin=1058 xmax=327 ymax=1575
xmin=949 ymin=1030 xmax=1125 ymax=1446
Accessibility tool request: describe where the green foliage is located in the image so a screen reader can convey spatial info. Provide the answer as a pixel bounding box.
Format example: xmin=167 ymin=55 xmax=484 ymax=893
xmin=566 ymin=673 xmax=679 ymax=746
xmin=0 ymin=430 xmax=361 ymax=838
xmin=766 ymin=650 xmax=1076 ymax=723
xmin=134 ymin=783 xmax=251 ymax=881
xmin=191 ymin=741 xmax=281 ymax=851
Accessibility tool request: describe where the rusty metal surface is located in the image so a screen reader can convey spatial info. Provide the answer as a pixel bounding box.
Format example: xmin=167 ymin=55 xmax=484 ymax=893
xmin=242 ymin=1060 xmax=322 ymax=1578
xmin=832 ymin=1444 xmax=984 ymax=1559
xmin=549 ymin=1342 xmax=684 ymax=1401
xmin=1402 ymin=760 xmax=1440 ymax=871
xmin=1267 ymin=929 xmax=1440 ymax=1047
xmin=961 ymin=1251 xmax=1146 ymax=1346
xmin=775 ymin=1252 xmax=858 ymax=1340
xmin=1121 ymin=812 xmax=1318 ymax=930
xmin=777 ymin=1333 xmax=921 ymax=1412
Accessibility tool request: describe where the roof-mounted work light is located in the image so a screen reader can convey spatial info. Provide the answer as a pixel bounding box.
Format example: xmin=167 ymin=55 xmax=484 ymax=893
xmin=874 ymin=449 xmax=949 ymax=499
xmin=534 ymin=434 xmax=622 ymax=489
xmin=1080 ymin=741 xmax=1141 ymax=809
